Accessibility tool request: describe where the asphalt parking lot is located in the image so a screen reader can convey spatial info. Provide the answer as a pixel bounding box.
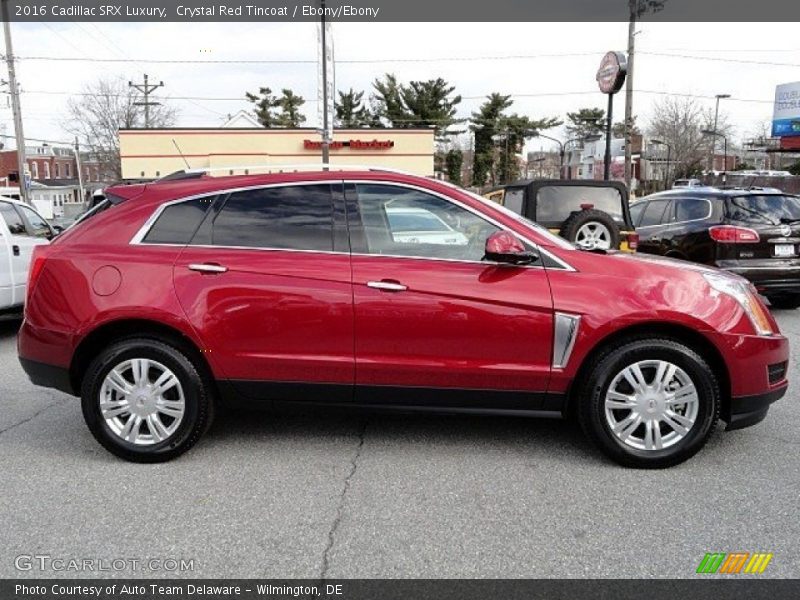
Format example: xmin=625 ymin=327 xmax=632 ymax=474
xmin=1 ymin=312 xmax=799 ymax=580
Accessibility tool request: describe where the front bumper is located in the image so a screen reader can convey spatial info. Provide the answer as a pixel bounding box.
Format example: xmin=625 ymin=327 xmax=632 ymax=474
xmin=725 ymin=384 xmax=788 ymax=431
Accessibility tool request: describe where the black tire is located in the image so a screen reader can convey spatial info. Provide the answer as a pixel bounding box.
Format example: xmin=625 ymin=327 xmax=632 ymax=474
xmin=767 ymin=295 xmax=800 ymax=310
xmin=577 ymin=338 xmax=720 ymax=468
xmin=559 ymin=209 xmax=621 ymax=250
xmin=81 ymin=338 xmax=214 ymax=462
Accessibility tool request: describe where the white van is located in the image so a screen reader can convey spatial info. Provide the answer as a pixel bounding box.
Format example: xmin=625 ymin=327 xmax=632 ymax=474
xmin=0 ymin=196 xmax=53 ymax=312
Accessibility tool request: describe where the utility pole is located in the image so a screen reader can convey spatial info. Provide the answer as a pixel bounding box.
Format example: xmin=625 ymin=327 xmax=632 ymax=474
xmin=317 ymin=0 xmax=333 ymax=166
xmin=2 ymin=0 xmax=30 ymax=204
xmin=623 ymin=4 xmax=636 ymax=193
xmin=128 ymin=74 xmax=164 ymax=128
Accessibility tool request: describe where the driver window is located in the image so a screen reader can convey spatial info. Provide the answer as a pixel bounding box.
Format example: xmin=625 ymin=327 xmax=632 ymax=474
xmin=355 ymin=184 xmax=500 ymax=261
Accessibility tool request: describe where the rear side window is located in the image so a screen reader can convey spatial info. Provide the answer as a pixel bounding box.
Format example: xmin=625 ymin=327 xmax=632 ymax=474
xmin=639 ymin=200 xmax=670 ymax=227
xmin=727 ymin=195 xmax=800 ymax=225
xmin=536 ymin=185 xmax=624 ymax=223
xmin=143 ymin=196 xmax=215 ymax=244
xmin=0 ymin=202 xmax=25 ymax=234
xmin=210 ymin=185 xmax=333 ymax=251
xmin=674 ymin=198 xmax=711 ymax=222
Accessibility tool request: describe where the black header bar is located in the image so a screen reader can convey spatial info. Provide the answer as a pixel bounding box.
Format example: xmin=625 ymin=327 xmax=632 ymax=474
xmin=4 ymin=0 xmax=800 ymax=22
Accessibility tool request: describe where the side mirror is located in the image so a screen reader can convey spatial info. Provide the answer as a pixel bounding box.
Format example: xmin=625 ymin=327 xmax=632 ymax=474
xmin=484 ymin=231 xmax=539 ymax=265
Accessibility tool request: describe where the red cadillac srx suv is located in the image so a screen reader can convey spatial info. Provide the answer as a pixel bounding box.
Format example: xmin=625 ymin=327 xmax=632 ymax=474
xmin=18 ymin=168 xmax=789 ymax=467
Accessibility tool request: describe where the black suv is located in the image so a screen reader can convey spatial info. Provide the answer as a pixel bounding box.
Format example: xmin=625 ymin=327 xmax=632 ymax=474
xmin=631 ymin=188 xmax=800 ymax=308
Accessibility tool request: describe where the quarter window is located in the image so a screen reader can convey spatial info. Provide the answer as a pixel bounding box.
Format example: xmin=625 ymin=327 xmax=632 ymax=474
xmin=143 ymin=196 xmax=215 ymax=244
xmin=211 ymin=185 xmax=333 ymax=251
xmin=354 ymin=184 xmax=501 ymax=262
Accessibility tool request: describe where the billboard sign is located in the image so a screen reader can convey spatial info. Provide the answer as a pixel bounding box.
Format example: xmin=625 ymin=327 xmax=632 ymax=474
xmin=772 ymin=82 xmax=800 ymax=138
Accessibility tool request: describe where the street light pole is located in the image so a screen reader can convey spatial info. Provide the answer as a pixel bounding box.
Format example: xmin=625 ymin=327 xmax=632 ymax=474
xmin=650 ymin=138 xmax=672 ymax=190
xmin=701 ymin=129 xmax=728 ymax=182
xmin=710 ymin=93 xmax=730 ymax=172
xmin=530 ymin=131 xmax=565 ymax=178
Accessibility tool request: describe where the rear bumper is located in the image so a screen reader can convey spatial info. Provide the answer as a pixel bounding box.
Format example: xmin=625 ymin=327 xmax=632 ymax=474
xmin=724 ymin=384 xmax=788 ymax=431
xmin=19 ymin=357 xmax=75 ymax=396
xmin=716 ymin=261 xmax=800 ymax=295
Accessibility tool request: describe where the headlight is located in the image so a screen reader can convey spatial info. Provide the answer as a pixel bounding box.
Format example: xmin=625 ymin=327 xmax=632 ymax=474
xmin=703 ymin=273 xmax=774 ymax=336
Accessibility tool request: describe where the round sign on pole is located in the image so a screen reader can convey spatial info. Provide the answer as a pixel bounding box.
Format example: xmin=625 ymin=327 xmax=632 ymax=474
xmin=596 ymin=51 xmax=628 ymax=95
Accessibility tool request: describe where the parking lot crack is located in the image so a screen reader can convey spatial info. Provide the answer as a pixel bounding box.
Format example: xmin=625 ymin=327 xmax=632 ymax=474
xmin=319 ymin=420 xmax=367 ymax=580
xmin=0 ymin=397 xmax=70 ymax=437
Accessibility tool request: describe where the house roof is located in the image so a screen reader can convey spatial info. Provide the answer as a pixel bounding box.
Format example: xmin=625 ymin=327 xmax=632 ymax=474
xmin=221 ymin=110 xmax=262 ymax=128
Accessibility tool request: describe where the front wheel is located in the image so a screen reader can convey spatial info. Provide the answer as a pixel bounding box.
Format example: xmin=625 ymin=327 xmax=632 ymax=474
xmin=577 ymin=338 xmax=720 ymax=468
xmin=767 ymin=295 xmax=800 ymax=310
xmin=81 ymin=338 xmax=214 ymax=462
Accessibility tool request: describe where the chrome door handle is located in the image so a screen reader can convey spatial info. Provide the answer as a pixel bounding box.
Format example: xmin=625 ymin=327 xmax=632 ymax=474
xmin=188 ymin=263 xmax=228 ymax=274
xmin=367 ymin=280 xmax=407 ymax=292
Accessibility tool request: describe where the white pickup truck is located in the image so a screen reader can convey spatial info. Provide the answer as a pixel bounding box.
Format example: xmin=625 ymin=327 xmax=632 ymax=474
xmin=0 ymin=196 xmax=54 ymax=313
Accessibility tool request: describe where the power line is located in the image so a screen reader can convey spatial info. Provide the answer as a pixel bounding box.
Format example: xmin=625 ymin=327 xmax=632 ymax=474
xmin=10 ymin=51 xmax=602 ymax=65
xmin=9 ymin=50 xmax=800 ymax=68
xmin=638 ymin=51 xmax=800 ymax=68
xmin=11 ymin=87 xmax=777 ymax=105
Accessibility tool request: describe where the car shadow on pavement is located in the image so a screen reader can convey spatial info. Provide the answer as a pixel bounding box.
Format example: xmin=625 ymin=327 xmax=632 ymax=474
xmin=0 ymin=315 xmax=22 ymax=339
xmin=204 ymin=406 xmax=597 ymax=465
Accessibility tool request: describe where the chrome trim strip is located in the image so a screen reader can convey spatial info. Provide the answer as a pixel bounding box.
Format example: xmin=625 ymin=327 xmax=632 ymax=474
xmin=129 ymin=179 xmax=576 ymax=272
xmin=553 ymin=312 xmax=581 ymax=369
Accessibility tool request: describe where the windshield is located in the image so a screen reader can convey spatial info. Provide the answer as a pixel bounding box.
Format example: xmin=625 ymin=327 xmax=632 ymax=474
xmin=461 ymin=188 xmax=575 ymax=250
xmin=727 ymin=195 xmax=800 ymax=225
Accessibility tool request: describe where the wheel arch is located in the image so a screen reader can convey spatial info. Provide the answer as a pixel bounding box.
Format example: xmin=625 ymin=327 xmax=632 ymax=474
xmin=69 ymin=318 xmax=215 ymax=396
xmin=566 ymin=321 xmax=731 ymax=418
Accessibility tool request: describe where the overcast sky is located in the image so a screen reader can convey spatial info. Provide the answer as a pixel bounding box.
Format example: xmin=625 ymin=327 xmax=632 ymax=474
xmin=2 ymin=21 xmax=798 ymax=156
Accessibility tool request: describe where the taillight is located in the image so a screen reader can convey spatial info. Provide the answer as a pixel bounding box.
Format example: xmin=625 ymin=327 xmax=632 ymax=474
xmin=627 ymin=232 xmax=639 ymax=251
xmin=26 ymin=245 xmax=51 ymax=307
xmin=708 ymin=225 xmax=760 ymax=244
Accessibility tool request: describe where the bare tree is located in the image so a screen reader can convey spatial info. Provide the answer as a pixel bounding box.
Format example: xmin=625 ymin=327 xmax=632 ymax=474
xmin=647 ymin=96 xmax=734 ymax=178
xmin=65 ymin=76 xmax=178 ymax=180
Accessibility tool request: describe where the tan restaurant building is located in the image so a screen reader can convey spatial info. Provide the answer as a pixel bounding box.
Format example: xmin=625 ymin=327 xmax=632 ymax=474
xmin=119 ymin=126 xmax=435 ymax=180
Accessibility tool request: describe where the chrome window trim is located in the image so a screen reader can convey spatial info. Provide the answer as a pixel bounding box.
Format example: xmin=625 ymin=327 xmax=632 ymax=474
xmin=553 ymin=312 xmax=581 ymax=369
xmin=129 ymin=178 xmax=575 ymax=272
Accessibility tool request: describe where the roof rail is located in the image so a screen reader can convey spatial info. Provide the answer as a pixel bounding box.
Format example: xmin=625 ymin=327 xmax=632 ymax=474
xmin=178 ymin=163 xmax=418 ymax=176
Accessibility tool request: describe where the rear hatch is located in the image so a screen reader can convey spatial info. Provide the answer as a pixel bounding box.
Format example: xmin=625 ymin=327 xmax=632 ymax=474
xmin=721 ymin=194 xmax=800 ymax=263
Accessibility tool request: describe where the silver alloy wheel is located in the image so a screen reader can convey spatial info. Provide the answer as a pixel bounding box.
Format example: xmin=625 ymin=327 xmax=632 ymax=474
xmin=575 ymin=222 xmax=612 ymax=250
xmin=603 ymin=360 xmax=699 ymax=451
xmin=99 ymin=358 xmax=185 ymax=446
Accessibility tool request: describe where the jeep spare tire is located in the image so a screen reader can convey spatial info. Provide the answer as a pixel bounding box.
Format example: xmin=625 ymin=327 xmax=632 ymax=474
xmin=559 ymin=209 xmax=620 ymax=251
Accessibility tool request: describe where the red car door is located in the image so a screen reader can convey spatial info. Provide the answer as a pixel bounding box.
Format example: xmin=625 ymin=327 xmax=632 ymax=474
xmin=171 ymin=182 xmax=354 ymax=401
xmin=346 ymin=182 xmax=555 ymax=411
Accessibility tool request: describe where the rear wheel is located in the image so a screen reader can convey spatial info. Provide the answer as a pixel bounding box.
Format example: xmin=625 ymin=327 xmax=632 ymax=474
xmin=81 ymin=338 xmax=214 ymax=462
xmin=767 ymin=295 xmax=800 ymax=310
xmin=577 ymin=338 xmax=719 ymax=468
